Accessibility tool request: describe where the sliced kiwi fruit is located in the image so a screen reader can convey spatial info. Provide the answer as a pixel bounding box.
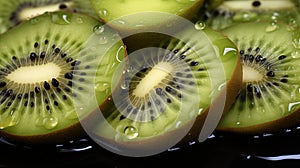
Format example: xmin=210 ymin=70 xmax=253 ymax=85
xmin=203 ymin=0 xmax=300 ymax=30
xmin=0 ymin=11 xmax=125 ymax=144
xmin=217 ymin=21 xmax=300 ymax=134
xmin=88 ymin=24 xmax=242 ymax=156
xmin=89 ymin=0 xmax=205 ymax=33
xmin=0 ymin=0 xmax=97 ymax=34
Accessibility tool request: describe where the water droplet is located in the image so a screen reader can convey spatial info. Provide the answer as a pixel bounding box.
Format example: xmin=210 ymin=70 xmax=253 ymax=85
xmin=43 ymin=116 xmax=58 ymax=129
xmin=51 ymin=13 xmax=71 ymax=25
xmin=176 ymin=121 xmax=182 ymax=128
xmin=121 ymin=81 xmax=129 ymax=90
xmin=0 ymin=110 xmax=19 ymax=129
xmin=93 ymin=25 xmax=105 ymax=35
xmin=124 ymin=126 xmax=139 ymax=139
xmin=95 ymin=82 xmax=110 ymax=92
xmin=265 ymin=22 xmax=278 ymax=32
xmin=236 ymin=121 xmax=241 ymax=125
xmin=288 ymin=102 xmax=300 ymax=112
xmin=194 ymin=21 xmax=206 ymax=30
xmin=98 ymin=36 xmax=108 ymax=44
xmin=98 ymin=8 xmax=109 ymax=17
xmin=198 ymin=108 xmax=203 ymax=115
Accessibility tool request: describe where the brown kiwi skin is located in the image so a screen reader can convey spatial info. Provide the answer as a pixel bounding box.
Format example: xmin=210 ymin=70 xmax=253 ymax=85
xmin=0 ymin=122 xmax=85 ymax=145
xmin=89 ymin=28 xmax=243 ymax=152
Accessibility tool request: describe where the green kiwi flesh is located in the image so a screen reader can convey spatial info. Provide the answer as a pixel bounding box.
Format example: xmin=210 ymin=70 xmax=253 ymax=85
xmin=204 ymin=0 xmax=300 ymax=30
xmin=0 ymin=11 xmax=125 ymax=144
xmin=217 ymin=21 xmax=300 ymax=134
xmin=91 ymin=26 xmax=242 ymax=155
xmin=89 ymin=0 xmax=205 ymax=32
xmin=0 ymin=0 xmax=97 ymax=34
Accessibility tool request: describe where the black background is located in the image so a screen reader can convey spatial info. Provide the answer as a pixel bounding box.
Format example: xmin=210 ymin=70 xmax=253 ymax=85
xmin=2 ymin=128 xmax=300 ymax=168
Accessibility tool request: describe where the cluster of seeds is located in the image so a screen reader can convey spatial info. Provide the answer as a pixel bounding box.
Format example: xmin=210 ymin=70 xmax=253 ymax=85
xmin=0 ymin=39 xmax=88 ymax=115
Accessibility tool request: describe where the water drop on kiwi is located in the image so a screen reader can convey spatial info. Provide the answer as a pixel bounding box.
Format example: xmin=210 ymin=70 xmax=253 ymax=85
xmin=51 ymin=13 xmax=71 ymax=25
xmin=93 ymin=25 xmax=105 ymax=35
xmin=95 ymin=82 xmax=110 ymax=92
xmin=123 ymin=126 xmax=139 ymax=140
xmin=43 ymin=116 xmax=58 ymax=130
xmin=194 ymin=21 xmax=206 ymax=30
xmin=98 ymin=8 xmax=109 ymax=17
xmin=0 ymin=110 xmax=20 ymax=129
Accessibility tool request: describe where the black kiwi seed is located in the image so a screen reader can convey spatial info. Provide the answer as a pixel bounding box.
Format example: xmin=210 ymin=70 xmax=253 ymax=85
xmin=61 ymin=53 xmax=67 ymax=58
xmin=252 ymin=0 xmax=261 ymax=7
xmin=66 ymin=58 xmax=73 ymax=63
xmin=35 ymin=87 xmax=40 ymax=94
xmin=34 ymin=42 xmax=39 ymax=48
xmin=51 ymin=78 xmax=59 ymax=87
xmin=64 ymin=73 xmax=73 ymax=79
xmin=278 ymin=55 xmax=287 ymax=60
xmin=266 ymin=71 xmax=275 ymax=77
xmin=190 ymin=61 xmax=199 ymax=66
xmin=40 ymin=51 xmax=46 ymax=58
xmin=0 ymin=82 xmax=6 ymax=88
xmin=62 ymin=95 xmax=67 ymax=100
xmin=55 ymin=48 xmax=61 ymax=54
xmin=30 ymin=52 xmax=37 ymax=61
xmin=59 ymin=3 xmax=68 ymax=9
xmin=281 ymin=78 xmax=288 ymax=83
xmin=44 ymin=81 xmax=51 ymax=90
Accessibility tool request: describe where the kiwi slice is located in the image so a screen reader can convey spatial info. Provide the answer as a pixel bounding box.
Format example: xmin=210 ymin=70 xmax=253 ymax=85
xmin=88 ymin=24 xmax=242 ymax=156
xmin=0 ymin=0 xmax=97 ymax=34
xmin=217 ymin=21 xmax=300 ymax=134
xmin=89 ymin=0 xmax=205 ymax=33
xmin=203 ymin=0 xmax=300 ymax=30
xmin=0 ymin=11 xmax=125 ymax=144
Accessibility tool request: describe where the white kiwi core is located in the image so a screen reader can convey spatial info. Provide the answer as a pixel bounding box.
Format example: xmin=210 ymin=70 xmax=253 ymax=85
xmin=18 ymin=2 xmax=75 ymax=21
xmin=6 ymin=62 xmax=61 ymax=84
xmin=242 ymin=65 xmax=263 ymax=82
xmin=133 ymin=62 xmax=173 ymax=97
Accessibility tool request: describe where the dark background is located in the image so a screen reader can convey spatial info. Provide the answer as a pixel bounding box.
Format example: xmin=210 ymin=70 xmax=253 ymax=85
xmin=2 ymin=128 xmax=300 ymax=168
